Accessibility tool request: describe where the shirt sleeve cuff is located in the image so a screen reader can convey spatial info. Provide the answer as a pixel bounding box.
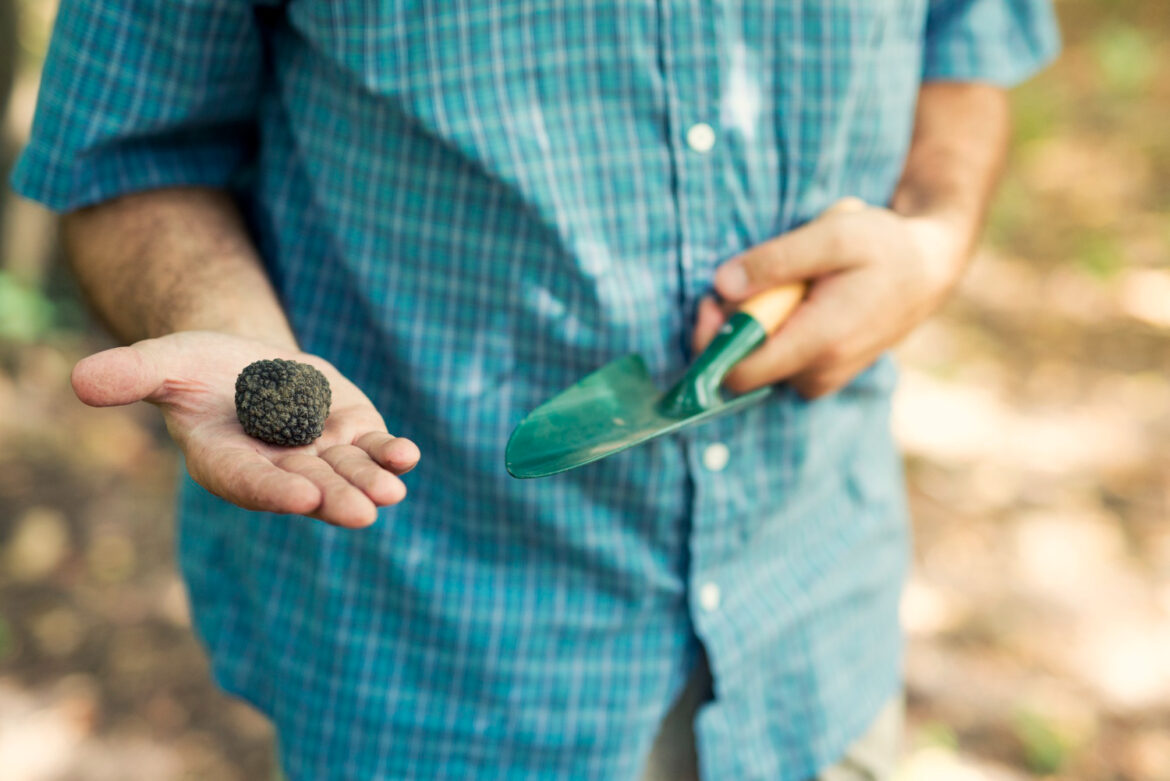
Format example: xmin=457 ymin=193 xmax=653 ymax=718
xmin=9 ymin=134 xmax=252 ymax=214
xmin=922 ymin=1 xmax=1062 ymax=87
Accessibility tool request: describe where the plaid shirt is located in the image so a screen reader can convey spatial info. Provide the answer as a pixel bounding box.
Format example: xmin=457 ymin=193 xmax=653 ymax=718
xmin=14 ymin=1 xmax=1058 ymax=778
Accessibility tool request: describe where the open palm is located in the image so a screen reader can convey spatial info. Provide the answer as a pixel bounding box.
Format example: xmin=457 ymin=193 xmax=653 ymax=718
xmin=71 ymin=331 xmax=419 ymax=527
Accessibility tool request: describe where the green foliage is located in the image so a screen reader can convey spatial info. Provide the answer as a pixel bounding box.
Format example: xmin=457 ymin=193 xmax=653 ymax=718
xmin=1093 ymin=22 xmax=1157 ymax=96
xmin=917 ymin=721 xmax=960 ymax=751
xmin=1073 ymin=230 xmax=1124 ymax=279
xmin=1013 ymin=710 xmax=1069 ymax=775
xmin=985 ymin=175 xmax=1032 ymax=251
xmin=0 ymin=613 xmax=13 ymax=662
xmin=15 ymin=0 xmax=57 ymax=68
xmin=1011 ymin=82 xmax=1069 ymax=151
xmin=0 ymin=271 xmax=56 ymax=342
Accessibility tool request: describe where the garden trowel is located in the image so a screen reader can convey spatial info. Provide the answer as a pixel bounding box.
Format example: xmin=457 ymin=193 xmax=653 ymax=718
xmin=505 ymin=285 xmax=804 ymax=478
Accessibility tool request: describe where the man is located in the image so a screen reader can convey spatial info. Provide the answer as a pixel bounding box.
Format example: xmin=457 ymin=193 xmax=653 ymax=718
xmin=13 ymin=1 xmax=1058 ymax=778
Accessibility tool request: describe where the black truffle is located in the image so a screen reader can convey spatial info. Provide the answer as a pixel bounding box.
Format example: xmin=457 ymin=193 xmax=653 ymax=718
xmin=234 ymin=359 xmax=331 ymax=447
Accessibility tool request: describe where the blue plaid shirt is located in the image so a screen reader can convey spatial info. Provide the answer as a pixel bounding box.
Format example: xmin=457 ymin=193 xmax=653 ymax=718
xmin=14 ymin=2 xmax=1058 ymax=778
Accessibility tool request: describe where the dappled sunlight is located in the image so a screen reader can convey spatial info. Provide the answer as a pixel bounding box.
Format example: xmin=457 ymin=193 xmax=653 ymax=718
xmin=901 ymin=577 xmax=970 ymax=637
xmin=0 ymin=677 xmax=228 ymax=781
xmin=1119 ymin=268 xmax=1170 ymax=328
xmin=894 ymin=368 xmax=1146 ymax=473
xmin=0 ymin=680 xmax=91 ymax=781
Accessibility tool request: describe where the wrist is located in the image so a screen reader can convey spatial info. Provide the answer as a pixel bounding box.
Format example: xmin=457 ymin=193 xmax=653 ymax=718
xmin=165 ymin=315 xmax=301 ymax=352
xmin=900 ymin=210 xmax=975 ymax=297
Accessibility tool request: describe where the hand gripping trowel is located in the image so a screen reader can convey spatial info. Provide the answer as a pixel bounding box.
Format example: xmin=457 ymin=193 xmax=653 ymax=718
xmin=505 ymin=284 xmax=804 ymax=478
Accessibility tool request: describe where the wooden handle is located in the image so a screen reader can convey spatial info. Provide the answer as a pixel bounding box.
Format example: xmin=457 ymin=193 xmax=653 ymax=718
xmin=738 ymin=284 xmax=805 ymax=334
xmin=735 ymin=197 xmax=867 ymax=334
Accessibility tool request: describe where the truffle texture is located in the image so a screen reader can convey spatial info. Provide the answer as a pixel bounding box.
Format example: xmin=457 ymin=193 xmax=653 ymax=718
xmin=234 ymin=359 xmax=331 ymax=447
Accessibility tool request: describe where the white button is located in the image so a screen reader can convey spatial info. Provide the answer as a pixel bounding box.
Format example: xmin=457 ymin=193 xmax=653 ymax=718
xmin=686 ymin=122 xmax=717 ymax=153
xmin=702 ymin=442 xmax=730 ymax=472
xmin=699 ymin=582 xmax=722 ymax=612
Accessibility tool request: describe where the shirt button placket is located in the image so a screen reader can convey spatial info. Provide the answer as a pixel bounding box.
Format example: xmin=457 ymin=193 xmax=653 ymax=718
xmin=702 ymin=442 xmax=730 ymax=472
xmin=698 ymin=581 xmax=722 ymax=612
xmin=667 ymin=8 xmax=735 ymax=756
xmin=686 ymin=122 xmax=717 ymax=154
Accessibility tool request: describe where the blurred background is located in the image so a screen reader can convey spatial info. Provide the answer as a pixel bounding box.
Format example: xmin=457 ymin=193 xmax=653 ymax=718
xmin=1 ymin=0 xmax=1167 ymax=778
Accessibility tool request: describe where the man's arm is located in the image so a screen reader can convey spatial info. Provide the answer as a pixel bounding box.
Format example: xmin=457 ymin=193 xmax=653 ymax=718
xmin=694 ymin=83 xmax=1011 ymax=398
xmin=890 ymin=82 xmax=1010 ymax=274
xmin=62 ymin=188 xmax=299 ymax=347
xmin=65 ymin=187 xmax=420 ymax=527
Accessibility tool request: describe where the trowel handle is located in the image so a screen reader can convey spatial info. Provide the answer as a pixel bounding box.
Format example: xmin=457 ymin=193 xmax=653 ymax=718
xmin=658 ymin=283 xmax=805 ymax=418
xmin=659 ymin=197 xmax=868 ymax=417
xmin=738 ymin=284 xmax=806 ymax=334
xmin=735 ymin=197 xmax=867 ymax=333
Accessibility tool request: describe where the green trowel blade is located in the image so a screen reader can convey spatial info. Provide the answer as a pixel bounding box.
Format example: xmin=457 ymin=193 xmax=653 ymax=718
xmin=505 ymin=353 xmax=770 ymax=479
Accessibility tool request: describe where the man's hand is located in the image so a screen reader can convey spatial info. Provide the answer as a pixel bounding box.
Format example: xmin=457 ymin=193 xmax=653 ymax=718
xmin=71 ymin=331 xmax=420 ymax=527
xmin=693 ymin=82 xmax=1011 ymax=400
xmin=693 ymin=198 xmax=968 ymax=399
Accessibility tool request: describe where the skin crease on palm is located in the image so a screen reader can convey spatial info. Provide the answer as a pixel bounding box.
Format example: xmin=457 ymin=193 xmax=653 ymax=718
xmin=70 ymin=330 xmax=421 ymax=528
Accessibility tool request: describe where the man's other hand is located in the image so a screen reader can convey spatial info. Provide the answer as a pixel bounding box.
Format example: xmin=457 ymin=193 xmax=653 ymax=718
xmin=71 ymin=331 xmax=420 ymax=527
xmin=694 ymin=197 xmax=968 ymax=400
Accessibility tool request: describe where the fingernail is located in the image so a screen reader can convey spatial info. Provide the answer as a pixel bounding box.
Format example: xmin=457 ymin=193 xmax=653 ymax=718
xmin=716 ymin=264 xmax=748 ymax=298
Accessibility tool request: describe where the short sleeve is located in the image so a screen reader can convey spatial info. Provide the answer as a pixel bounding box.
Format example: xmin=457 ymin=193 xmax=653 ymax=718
xmin=10 ymin=0 xmax=271 ymax=212
xmin=923 ymin=0 xmax=1061 ymax=87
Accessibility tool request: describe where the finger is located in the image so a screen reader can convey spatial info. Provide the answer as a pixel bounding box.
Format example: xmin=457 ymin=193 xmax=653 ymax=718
xmin=278 ymin=452 xmax=378 ymax=528
xmin=721 ymin=288 xmax=847 ymax=394
xmin=355 ymin=431 xmax=421 ymax=475
xmin=189 ymin=445 xmax=321 ymax=516
xmin=713 ymin=198 xmax=871 ymax=302
xmin=691 ymin=296 xmax=728 ymax=355
xmin=72 ymin=344 xmax=165 ymax=407
xmin=320 ymin=444 xmax=407 ymax=505
xmin=824 ymin=196 xmax=869 ymax=216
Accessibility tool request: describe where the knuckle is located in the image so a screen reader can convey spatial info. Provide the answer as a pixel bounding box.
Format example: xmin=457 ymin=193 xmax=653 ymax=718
xmin=795 ymin=375 xmax=832 ymax=400
xmin=277 ymin=452 xmax=314 ymax=472
xmin=357 ymin=462 xmax=387 ymax=483
xmin=358 ymin=430 xmax=388 ymax=448
xmin=740 ymin=262 xmax=767 ymax=288
xmin=817 ymin=340 xmax=850 ymax=368
xmin=322 ymin=443 xmax=349 ymax=460
xmin=835 ymin=196 xmax=868 ymax=213
xmin=746 ymin=249 xmax=782 ymax=284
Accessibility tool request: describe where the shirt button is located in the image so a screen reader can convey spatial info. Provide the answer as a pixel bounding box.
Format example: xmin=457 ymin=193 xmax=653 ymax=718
xmin=686 ymin=122 xmax=717 ymax=153
xmin=699 ymin=582 xmax=722 ymax=612
xmin=702 ymin=442 xmax=730 ymax=472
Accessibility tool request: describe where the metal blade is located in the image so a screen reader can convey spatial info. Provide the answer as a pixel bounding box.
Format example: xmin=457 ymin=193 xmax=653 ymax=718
xmin=505 ymin=354 xmax=771 ymax=478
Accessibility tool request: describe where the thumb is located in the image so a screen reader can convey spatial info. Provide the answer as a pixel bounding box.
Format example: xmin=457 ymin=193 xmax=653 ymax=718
xmin=713 ymin=196 xmax=870 ymax=302
xmin=71 ymin=341 xmax=168 ymax=407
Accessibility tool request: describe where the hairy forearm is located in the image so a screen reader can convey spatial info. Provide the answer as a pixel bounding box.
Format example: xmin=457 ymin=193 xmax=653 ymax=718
xmin=62 ymin=187 xmax=298 ymax=349
xmin=891 ymin=82 xmax=1012 ymax=277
